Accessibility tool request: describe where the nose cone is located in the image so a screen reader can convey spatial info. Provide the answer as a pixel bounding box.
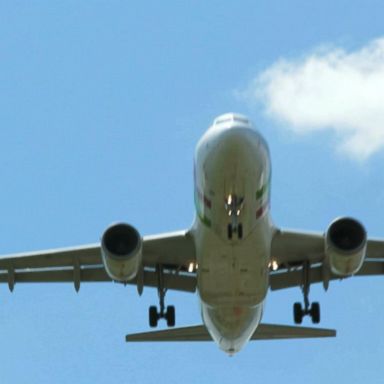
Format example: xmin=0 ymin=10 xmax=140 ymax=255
xmin=196 ymin=112 xmax=268 ymax=165
xmin=202 ymin=304 xmax=263 ymax=355
xmin=206 ymin=113 xmax=266 ymax=157
xmin=206 ymin=123 xmax=268 ymax=180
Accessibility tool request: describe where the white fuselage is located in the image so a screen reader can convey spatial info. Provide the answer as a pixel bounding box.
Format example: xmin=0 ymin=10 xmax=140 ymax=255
xmin=191 ymin=114 xmax=274 ymax=354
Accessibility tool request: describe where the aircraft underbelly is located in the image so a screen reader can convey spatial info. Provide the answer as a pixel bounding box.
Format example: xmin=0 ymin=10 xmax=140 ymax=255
xmin=193 ymin=123 xmax=273 ymax=353
xmin=198 ymin=228 xmax=269 ymax=306
xmin=195 ymin=126 xmax=271 ymax=306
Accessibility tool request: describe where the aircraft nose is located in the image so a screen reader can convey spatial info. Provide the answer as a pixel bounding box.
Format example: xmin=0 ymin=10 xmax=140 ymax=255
xmin=202 ymin=304 xmax=263 ymax=354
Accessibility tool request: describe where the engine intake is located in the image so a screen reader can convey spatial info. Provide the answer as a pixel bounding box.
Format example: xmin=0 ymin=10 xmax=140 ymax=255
xmin=101 ymin=223 xmax=142 ymax=282
xmin=326 ymin=217 xmax=367 ymax=276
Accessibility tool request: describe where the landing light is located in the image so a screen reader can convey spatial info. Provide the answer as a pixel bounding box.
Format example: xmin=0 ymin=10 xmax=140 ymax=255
xmin=188 ymin=262 xmax=198 ymax=273
xmin=227 ymin=195 xmax=232 ymax=205
xmin=269 ymin=260 xmax=279 ymax=271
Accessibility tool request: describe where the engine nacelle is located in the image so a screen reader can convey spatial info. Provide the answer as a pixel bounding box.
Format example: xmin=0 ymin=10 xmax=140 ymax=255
xmin=101 ymin=223 xmax=142 ymax=282
xmin=325 ymin=217 xmax=367 ymax=277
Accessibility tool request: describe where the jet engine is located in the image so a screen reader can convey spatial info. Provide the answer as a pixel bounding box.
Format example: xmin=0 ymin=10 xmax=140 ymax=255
xmin=101 ymin=223 xmax=142 ymax=282
xmin=325 ymin=217 xmax=367 ymax=277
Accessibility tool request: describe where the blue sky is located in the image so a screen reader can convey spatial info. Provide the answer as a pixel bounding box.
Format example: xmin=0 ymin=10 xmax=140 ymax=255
xmin=1 ymin=1 xmax=384 ymax=382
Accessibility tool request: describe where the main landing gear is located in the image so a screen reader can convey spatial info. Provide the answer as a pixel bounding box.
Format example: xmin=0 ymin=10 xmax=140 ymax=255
xmin=293 ymin=261 xmax=320 ymax=324
xmin=149 ymin=265 xmax=176 ymax=328
xmin=293 ymin=300 xmax=320 ymax=325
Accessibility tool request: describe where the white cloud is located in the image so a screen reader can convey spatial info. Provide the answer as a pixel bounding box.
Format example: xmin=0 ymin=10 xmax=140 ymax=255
xmin=246 ymin=38 xmax=384 ymax=160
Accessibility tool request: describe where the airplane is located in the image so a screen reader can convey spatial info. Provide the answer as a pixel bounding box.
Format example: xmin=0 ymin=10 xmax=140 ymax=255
xmin=1 ymin=112 xmax=384 ymax=355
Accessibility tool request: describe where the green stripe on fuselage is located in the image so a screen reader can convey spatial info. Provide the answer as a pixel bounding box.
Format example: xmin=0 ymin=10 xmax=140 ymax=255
xmin=194 ymin=190 xmax=212 ymax=227
xmin=256 ymin=176 xmax=271 ymax=200
xmin=197 ymin=211 xmax=212 ymax=227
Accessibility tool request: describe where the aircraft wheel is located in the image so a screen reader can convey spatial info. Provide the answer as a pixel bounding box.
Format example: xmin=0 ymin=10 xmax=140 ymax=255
xmin=293 ymin=302 xmax=303 ymax=324
xmin=166 ymin=305 xmax=176 ymax=327
xmin=149 ymin=306 xmax=158 ymax=328
xmin=227 ymin=224 xmax=233 ymax=240
xmin=238 ymin=224 xmax=243 ymax=239
xmin=310 ymin=302 xmax=320 ymax=324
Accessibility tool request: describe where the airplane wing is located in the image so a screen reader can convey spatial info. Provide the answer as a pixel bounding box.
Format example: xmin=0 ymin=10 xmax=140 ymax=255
xmin=270 ymin=228 xmax=384 ymax=291
xmin=126 ymin=323 xmax=336 ymax=342
xmin=0 ymin=230 xmax=197 ymax=293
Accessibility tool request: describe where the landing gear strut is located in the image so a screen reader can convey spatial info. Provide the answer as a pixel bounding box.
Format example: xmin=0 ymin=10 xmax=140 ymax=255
xmin=148 ymin=264 xmax=176 ymax=328
xmin=293 ymin=261 xmax=320 ymax=324
xmin=225 ymin=194 xmax=244 ymax=240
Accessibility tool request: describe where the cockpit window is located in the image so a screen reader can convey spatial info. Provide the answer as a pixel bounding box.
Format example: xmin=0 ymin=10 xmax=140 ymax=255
xmin=215 ymin=117 xmax=232 ymax=125
xmin=214 ymin=114 xmax=249 ymax=126
xmin=233 ymin=117 xmax=249 ymax=124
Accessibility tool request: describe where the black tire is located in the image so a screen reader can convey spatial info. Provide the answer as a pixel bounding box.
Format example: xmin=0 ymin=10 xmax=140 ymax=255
xmin=166 ymin=305 xmax=176 ymax=327
xmin=149 ymin=306 xmax=158 ymax=328
xmin=293 ymin=302 xmax=303 ymax=324
xmin=310 ymin=302 xmax=320 ymax=324
xmin=227 ymin=224 xmax=233 ymax=240
xmin=238 ymin=224 xmax=243 ymax=239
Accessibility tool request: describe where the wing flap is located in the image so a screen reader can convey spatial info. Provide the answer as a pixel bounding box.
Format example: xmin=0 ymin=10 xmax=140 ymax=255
xmin=270 ymin=261 xmax=384 ymax=291
xmin=0 ymin=268 xmax=196 ymax=292
xmin=0 ymin=268 xmax=110 ymax=283
xmin=270 ymin=266 xmax=324 ymax=291
xmin=126 ymin=323 xmax=336 ymax=342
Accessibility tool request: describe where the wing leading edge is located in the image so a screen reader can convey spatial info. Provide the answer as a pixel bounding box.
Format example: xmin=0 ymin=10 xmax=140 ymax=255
xmin=0 ymin=230 xmax=197 ymax=293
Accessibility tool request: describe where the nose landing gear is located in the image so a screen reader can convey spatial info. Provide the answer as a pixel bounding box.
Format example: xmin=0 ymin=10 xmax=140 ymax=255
xmin=227 ymin=223 xmax=243 ymax=240
xmin=225 ymin=194 xmax=244 ymax=240
xmin=148 ymin=265 xmax=176 ymax=328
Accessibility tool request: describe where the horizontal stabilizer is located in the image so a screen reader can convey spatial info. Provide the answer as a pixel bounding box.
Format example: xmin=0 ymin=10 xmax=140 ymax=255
xmin=126 ymin=323 xmax=336 ymax=342
xmin=252 ymin=323 xmax=336 ymax=340
xmin=126 ymin=325 xmax=210 ymax=342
